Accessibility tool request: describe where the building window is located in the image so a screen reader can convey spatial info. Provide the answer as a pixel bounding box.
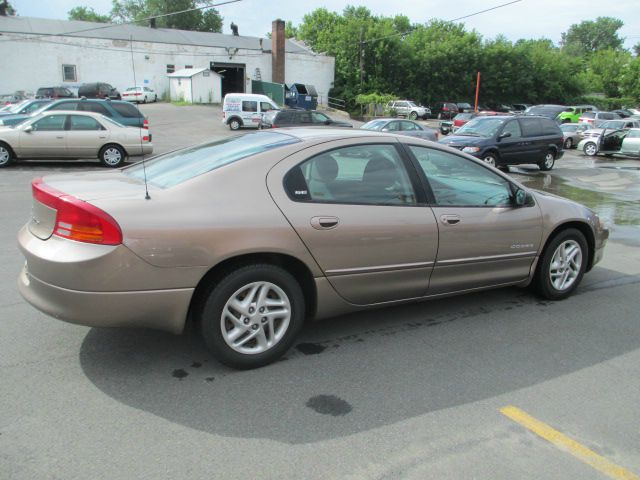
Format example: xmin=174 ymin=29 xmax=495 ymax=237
xmin=185 ymin=65 xmax=193 ymax=69
xmin=166 ymin=64 xmax=175 ymax=73
xmin=62 ymin=64 xmax=77 ymax=82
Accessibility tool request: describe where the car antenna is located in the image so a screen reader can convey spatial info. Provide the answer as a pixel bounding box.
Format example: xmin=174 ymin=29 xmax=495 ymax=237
xmin=130 ymin=34 xmax=150 ymax=200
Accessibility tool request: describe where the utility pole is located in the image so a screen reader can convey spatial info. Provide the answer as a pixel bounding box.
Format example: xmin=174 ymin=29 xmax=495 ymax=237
xmin=359 ymin=27 xmax=365 ymax=90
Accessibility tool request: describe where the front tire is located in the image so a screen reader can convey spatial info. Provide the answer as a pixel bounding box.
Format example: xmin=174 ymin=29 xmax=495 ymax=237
xmin=0 ymin=142 xmax=14 ymax=167
xmin=409 ymin=111 xmax=418 ymax=120
xmin=99 ymin=144 xmax=126 ymax=168
xmin=483 ymin=152 xmax=498 ymax=167
xmin=198 ymin=264 xmax=305 ymax=369
xmin=583 ymin=142 xmax=597 ymax=156
xmin=534 ymin=229 xmax=588 ymax=300
xmin=539 ymin=150 xmax=555 ymax=171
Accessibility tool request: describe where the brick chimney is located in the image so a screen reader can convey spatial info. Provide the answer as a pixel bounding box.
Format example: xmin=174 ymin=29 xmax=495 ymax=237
xmin=271 ymin=19 xmax=285 ymax=84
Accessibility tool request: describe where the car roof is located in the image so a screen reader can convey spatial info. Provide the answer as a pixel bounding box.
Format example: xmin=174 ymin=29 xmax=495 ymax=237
xmin=271 ymin=127 xmax=411 ymax=141
xmin=36 ymin=110 xmax=106 ymax=119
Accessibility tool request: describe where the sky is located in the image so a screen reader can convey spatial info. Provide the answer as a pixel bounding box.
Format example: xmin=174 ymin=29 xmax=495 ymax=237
xmin=10 ymin=0 xmax=640 ymax=49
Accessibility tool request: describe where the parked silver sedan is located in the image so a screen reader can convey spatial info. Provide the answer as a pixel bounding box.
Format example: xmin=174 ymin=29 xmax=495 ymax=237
xmin=361 ymin=118 xmax=438 ymax=141
xmin=18 ymin=129 xmax=607 ymax=369
xmin=560 ymin=123 xmax=589 ymax=148
xmin=0 ymin=110 xmax=152 ymax=167
xmin=579 ymin=128 xmax=640 ymax=157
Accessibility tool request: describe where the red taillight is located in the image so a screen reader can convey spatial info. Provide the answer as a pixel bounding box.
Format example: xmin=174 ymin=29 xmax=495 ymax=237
xmin=32 ymin=178 xmax=122 ymax=245
xmin=142 ymin=135 xmax=150 ymax=141
xmin=143 ymin=118 xmax=149 ymax=129
xmin=443 ymin=107 xmax=449 ymax=111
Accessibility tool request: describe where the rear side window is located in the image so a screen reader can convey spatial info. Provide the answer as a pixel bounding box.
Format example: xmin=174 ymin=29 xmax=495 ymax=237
xmin=276 ymin=111 xmax=295 ymax=124
xmin=519 ymin=117 xmax=543 ymax=137
xmin=111 ymin=102 xmax=142 ymax=118
xmin=79 ymin=102 xmax=110 ymax=116
xmin=600 ymin=113 xmax=614 ymax=120
xmin=125 ymin=132 xmax=300 ymax=188
xmin=49 ymin=101 xmax=79 ymax=111
xmin=242 ymin=101 xmax=257 ymax=112
xmin=69 ymin=115 xmax=103 ymax=131
xmin=541 ymin=118 xmax=561 ymax=135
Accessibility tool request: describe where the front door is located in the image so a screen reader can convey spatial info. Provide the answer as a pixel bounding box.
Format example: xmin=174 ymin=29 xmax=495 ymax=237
xmin=496 ymin=118 xmax=528 ymax=164
xmin=18 ymin=114 xmax=68 ymax=158
xmin=267 ymin=140 xmax=439 ymax=305
xmin=406 ymin=144 xmax=542 ymax=294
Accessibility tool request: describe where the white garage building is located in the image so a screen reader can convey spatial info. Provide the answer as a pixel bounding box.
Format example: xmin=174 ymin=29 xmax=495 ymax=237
xmin=0 ymin=16 xmax=335 ymax=105
xmin=168 ymin=67 xmax=222 ymax=104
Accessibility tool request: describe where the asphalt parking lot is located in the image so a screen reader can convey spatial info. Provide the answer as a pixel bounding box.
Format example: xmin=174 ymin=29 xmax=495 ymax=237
xmin=2 ymin=104 xmax=640 ymax=480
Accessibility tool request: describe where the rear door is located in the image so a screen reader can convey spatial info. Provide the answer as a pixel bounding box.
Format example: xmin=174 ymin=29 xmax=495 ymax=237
xmin=406 ymin=144 xmax=542 ymax=294
xmin=518 ymin=117 xmax=545 ymax=162
xmin=19 ymin=114 xmax=68 ymax=157
xmin=267 ymin=139 xmax=438 ymax=305
xmin=66 ymin=115 xmax=107 ymax=158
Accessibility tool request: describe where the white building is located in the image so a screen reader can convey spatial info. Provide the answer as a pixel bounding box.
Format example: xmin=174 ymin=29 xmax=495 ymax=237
xmin=0 ymin=16 xmax=335 ymax=105
xmin=168 ymin=67 xmax=222 ymax=103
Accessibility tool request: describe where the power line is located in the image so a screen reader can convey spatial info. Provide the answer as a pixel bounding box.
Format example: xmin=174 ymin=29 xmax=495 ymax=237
xmin=362 ymin=0 xmax=524 ymax=45
xmin=0 ymin=0 xmax=241 ymax=43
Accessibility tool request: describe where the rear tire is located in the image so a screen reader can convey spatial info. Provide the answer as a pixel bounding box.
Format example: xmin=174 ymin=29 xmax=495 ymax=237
xmin=0 ymin=142 xmax=14 ymax=167
xmin=197 ymin=264 xmax=305 ymax=369
xmin=229 ymin=118 xmax=241 ymax=131
xmin=564 ymin=137 xmax=573 ymax=149
xmin=534 ymin=228 xmax=588 ymax=300
xmin=99 ymin=144 xmax=126 ymax=168
xmin=539 ymin=150 xmax=555 ymax=171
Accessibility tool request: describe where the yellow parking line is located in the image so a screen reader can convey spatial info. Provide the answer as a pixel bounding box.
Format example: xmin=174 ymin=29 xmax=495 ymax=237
xmin=500 ymin=406 xmax=639 ymax=480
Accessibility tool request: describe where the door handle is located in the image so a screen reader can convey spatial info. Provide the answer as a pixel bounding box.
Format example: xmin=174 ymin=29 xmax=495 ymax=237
xmin=310 ymin=216 xmax=339 ymax=230
xmin=440 ymin=214 xmax=460 ymax=225
xmin=56 ymin=136 xmax=64 ymax=139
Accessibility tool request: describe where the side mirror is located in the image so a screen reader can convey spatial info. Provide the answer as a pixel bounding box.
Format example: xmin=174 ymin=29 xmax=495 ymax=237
xmin=513 ymin=187 xmax=532 ymax=207
xmin=381 ymin=127 xmax=389 ymax=132
xmin=24 ymin=125 xmax=33 ymax=133
xmin=498 ymin=131 xmax=511 ymax=140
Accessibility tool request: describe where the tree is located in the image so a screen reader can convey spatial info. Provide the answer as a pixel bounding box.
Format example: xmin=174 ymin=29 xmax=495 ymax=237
xmin=68 ymin=6 xmax=111 ymax=23
xmin=633 ymin=42 xmax=640 ymax=57
xmin=110 ymin=0 xmax=223 ymax=33
xmin=585 ymin=49 xmax=631 ymax=97
xmin=0 ymin=1 xmax=16 ymax=15
xmin=561 ymin=17 xmax=624 ymax=56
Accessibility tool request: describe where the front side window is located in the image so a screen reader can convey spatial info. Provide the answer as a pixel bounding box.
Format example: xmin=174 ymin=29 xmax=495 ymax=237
xmin=284 ymin=144 xmax=416 ymax=205
xmin=311 ymin=112 xmax=329 ymax=124
xmin=400 ymin=121 xmax=420 ymax=131
xmin=502 ymin=120 xmax=522 ymax=138
xmin=31 ymin=115 xmax=67 ymax=131
xmin=456 ymin=117 xmax=505 ymax=137
xmin=384 ymin=121 xmax=400 ymax=131
xmin=260 ymin=102 xmax=274 ymax=112
xmin=69 ymin=115 xmax=103 ymax=131
xmin=410 ymin=146 xmax=512 ymax=207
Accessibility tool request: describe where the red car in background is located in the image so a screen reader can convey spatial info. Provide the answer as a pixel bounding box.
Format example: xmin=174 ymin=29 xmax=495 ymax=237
xmin=450 ymin=110 xmax=501 ymax=132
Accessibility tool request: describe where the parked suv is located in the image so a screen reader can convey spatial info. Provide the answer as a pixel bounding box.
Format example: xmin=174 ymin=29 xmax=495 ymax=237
xmin=0 ymin=98 xmax=147 ymax=128
xmin=439 ymin=115 xmax=564 ymax=170
xmin=386 ymin=100 xmax=431 ymax=120
xmin=35 ymin=87 xmax=75 ymax=99
xmin=262 ymin=109 xmax=352 ymax=128
xmin=431 ymin=102 xmax=459 ymax=120
xmin=525 ymin=104 xmax=567 ymax=121
xmin=78 ymin=82 xmax=121 ymax=100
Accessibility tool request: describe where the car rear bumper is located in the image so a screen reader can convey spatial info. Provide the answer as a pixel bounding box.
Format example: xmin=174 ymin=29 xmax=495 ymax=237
xmin=18 ymin=264 xmax=192 ymax=334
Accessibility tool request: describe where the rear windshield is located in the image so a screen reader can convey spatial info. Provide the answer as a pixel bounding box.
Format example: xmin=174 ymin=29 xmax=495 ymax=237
xmin=361 ymin=119 xmax=388 ymax=130
xmin=111 ymin=102 xmax=142 ymax=118
xmin=526 ymin=106 xmax=565 ymax=118
xmin=581 ymin=111 xmax=596 ymax=119
xmin=125 ymin=132 xmax=300 ymax=188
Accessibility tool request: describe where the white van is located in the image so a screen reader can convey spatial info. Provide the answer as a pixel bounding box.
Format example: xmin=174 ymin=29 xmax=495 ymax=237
xmin=222 ymin=93 xmax=280 ymax=130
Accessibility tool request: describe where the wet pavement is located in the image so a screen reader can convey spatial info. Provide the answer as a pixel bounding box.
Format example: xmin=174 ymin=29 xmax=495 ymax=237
xmin=506 ymin=151 xmax=640 ymax=246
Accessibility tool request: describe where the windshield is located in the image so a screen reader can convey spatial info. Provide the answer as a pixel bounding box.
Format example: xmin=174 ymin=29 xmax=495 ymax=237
xmin=361 ymin=120 xmax=388 ymax=130
xmin=455 ymin=117 xmax=505 ymax=137
xmin=125 ymin=131 xmax=300 ymax=188
xmin=454 ymin=113 xmax=474 ymax=121
xmin=407 ymin=102 xmax=418 ymax=107
xmin=4 ymin=100 xmax=29 ymax=113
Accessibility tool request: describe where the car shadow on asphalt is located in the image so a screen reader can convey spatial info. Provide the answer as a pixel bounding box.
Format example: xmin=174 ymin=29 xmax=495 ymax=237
xmin=78 ymin=268 xmax=640 ymax=444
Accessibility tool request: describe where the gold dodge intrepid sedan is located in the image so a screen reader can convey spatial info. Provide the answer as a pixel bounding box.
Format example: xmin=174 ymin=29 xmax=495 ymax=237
xmin=17 ymin=129 xmax=608 ymax=369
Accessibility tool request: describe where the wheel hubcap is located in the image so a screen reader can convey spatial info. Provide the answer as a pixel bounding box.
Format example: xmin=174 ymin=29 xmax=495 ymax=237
xmin=585 ymin=144 xmax=596 ymax=155
xmin=103 ymin=148 xmax=122 ymax=166
xmin=220 ymin=281 xmax=291 ymax=355
xmin=549 ymin=240 xmax=582 ymax=291
xmin=545 ymin=153 xmax=554 ymax=167
xmin=484 ymin=156 xmax=496 ymax=166
xmin=0 ymin=147 xmax=9 ymax=164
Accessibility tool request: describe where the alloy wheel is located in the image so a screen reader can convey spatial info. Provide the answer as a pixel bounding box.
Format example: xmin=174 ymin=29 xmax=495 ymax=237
xmin=103 ymin=147 xmax=122 ymax=166
xmin=548 ymin=240 xmax=583 ymax=291
xmin=584 ymin=143 xmax=597 ymax=156
xmin=220 ymin=281 xmax=291 ymax=355
xmin=0 ymin=146 xmax=10 ymax=166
